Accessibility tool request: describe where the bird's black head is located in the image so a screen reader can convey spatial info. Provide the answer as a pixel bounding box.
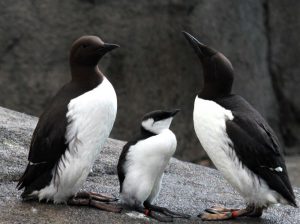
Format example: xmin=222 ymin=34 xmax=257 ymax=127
xmin=182 ymin=31 xmax=234 ymax=100
xmin=141 ymin=109 xmax=180 ymax=134
xmin=70 ymin=35 xmax=119 ymax=68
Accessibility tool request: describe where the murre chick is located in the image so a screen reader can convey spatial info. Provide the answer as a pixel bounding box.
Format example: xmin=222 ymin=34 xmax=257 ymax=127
xmin=117 ymin=109 xmax=190 ymax=222
xmin=17 ymin=35 xmax=120 ymax=212
xmin=183 ymin=31 xmax=297 ymax=220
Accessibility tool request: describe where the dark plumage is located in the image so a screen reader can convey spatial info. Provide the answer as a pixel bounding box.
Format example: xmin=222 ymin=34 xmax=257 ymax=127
xmin=183 ymin=31 xmax=297 ymax=221
xmin=117 ymin=109 xmax=190 ymax=222
xmin=217 ymin=95 xmax=296 ymax=207
xmin=117 ymin=110 xmax=179 ymax=192
xmin=17 ymin=80 xmax=100 ymax=196
xmin=117 ymin=127 xmax=154 ymax=192
xmin=17 ymin=36 xmax=121 ymax=213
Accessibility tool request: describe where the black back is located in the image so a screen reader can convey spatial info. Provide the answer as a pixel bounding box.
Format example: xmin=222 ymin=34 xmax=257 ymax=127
xmin=183 ymin=31 xmax=296 ymax=206
xmin=17 ymin=35 xmax=119 ymax=198
xmin=117 ymin=127 xmax=155 ymax=192
xmin=216 ymin=94 xmax=297 ymax=206
xmin=17 ymin=78 xmax=101 ymax=197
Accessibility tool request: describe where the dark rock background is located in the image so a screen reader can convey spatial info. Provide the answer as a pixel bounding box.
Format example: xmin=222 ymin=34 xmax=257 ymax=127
xmin=0 ymin=0 xmax=299 ymax=161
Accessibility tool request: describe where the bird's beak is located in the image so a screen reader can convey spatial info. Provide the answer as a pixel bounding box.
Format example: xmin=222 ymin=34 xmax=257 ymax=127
xmin=182 ymin=31 xmax=216 ymax=58
xmin=102 ymin=43 xmax=120 ymax=52
xmin=95 ymin=43 xmax=120 ymax=58
xmin=170 ymin=109 xmax=180 ymax=117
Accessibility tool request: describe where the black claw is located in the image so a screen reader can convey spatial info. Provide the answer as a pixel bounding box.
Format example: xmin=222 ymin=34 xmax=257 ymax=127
xmin=149 ymin=211 xmax=174 ymax=223
xmin=107 ymin=197 xmax=119 ymax=202
xmin=205 ymin=208 xmax=221 ymax=214
xmin=143 ymin=202 xmax=190 ymax=219
xmin=197 ymin=212 xmax=205 ymax=218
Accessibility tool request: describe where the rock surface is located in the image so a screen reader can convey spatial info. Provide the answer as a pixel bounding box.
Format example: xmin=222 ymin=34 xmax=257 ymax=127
xmin=0 ymin=0 xmax=299 ymax=161
xmin=0 ymin=107 xmax=299 ymax=223
xmin=267 ymin=0 xmax=300 ymax=154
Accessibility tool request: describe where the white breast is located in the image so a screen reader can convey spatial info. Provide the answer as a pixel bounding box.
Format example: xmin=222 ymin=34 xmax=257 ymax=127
xmin=36 ymin=78 xmax=117 ymax=203
xmin=121 ymin=130 xmax=176 ymax=207
xmin=193 ymin=97 xmax=281 ymax=206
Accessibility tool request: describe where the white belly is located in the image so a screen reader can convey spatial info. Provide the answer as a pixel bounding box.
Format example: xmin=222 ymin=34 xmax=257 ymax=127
xmin=121 ymin=130 xmax=176 ymax=206
xmin=193 ymin=97 xmax=280 ymax=206
xmin=36 ymin=78 xmax=117 ymax=203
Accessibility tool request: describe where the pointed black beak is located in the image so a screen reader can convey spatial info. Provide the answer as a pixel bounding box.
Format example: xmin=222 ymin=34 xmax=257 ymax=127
xmin=170 ymin=109 xmax=180 ymax=117
xmin=103 ymin=43 xmax=120 ymax=52
xmin=96 ymin=43 xmax=120 ymax=57
xmin=182 ymin=31 xmax=216 ymax=58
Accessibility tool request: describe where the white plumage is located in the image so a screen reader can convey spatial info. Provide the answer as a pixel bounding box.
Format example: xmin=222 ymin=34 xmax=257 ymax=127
xmin=121 ymin=129 xmax=177 ymax=206
xmin=193 ymin=97 xmax=285 ymax=206
xmin=32 ymin=78 xmax=117 ymax=203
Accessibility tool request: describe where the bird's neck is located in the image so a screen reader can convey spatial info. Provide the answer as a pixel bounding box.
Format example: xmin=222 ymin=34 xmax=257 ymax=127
xmin=70 ymin=65 xmax=104 ymax=84
xmin=198 ymin=83 xmax=232 ymax=100
xmin=140 ymin=126 xmax=156 ymax=137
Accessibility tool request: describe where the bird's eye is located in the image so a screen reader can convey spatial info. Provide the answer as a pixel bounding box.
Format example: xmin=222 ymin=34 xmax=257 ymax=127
xmin=82 ymin=44 xmax=88 ymax=48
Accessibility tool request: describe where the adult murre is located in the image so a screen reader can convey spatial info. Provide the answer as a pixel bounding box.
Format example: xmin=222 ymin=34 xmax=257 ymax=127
xmin=117 ymin=109 xmax=190 ymax=222
xmin=17 ymin=35 xmax=121 ymax=212
xmin=182 ymin=31 xmax=297 ymax=220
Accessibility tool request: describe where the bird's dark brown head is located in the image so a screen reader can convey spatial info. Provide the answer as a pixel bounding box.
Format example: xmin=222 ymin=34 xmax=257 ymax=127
xmin=70 ymin=35 xmax=119 ymax=67
xmin=182 ymin=31 xmax=234 ymax=100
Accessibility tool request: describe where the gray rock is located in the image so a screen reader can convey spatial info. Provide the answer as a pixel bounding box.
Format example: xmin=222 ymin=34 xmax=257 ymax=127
xmin=0 ymin=107 xmax=299 ymax=223
xmin=267 ymin=0 xmax=300 ymax=154
xmin=1 ymin=0 xmax=298 ymax=161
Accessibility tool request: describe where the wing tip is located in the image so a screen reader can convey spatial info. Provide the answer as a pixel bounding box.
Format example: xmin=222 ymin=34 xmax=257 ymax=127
xmin=283 ymin=188 xmax=298 ymax=208
xmin=16 ymin=182 xmax=23 ymax=190
xmin=289 ymin=198 xmax=298 ymax=208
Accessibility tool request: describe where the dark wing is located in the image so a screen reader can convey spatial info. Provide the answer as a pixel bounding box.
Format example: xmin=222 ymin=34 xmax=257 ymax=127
xmin=117 ymin=127 xmax=156 ymax=193
xmin=17 ymin=85 xmax=72 ymax=194
xmin=117 ymin=140 xmax=137 ymax=193
xmin=226 ymin=112 xmax=296 ymax=206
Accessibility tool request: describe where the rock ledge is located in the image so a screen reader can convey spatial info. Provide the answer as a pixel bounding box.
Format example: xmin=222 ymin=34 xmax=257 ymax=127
xmin=0 ymin=107 xmax=299 ymax=223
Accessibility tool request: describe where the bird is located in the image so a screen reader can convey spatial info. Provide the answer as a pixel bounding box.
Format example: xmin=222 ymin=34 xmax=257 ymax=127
xmin=182 ymin=31 xmax=297 ymax=220
xmin=17 ymin=35 xmax=121 ymax=212
xmin=117 ymin=109 xmax=190 ymax=222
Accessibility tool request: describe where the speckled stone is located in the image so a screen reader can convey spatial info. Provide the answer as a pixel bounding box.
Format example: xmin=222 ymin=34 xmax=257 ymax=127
xmin=0 ymin=107 xmax=299 ymax=223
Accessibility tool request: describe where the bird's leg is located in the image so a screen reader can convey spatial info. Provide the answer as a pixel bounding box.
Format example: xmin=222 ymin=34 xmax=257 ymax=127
xmin=134 ymin=205 xmax=173 ymax=223
xmin=89 ymin=199 xmax=122 ymax=213
xmin=204 ymin=205 xmax=240 ymax=213
xmin=67 ymin=197 xmax=90 ymax=206
xmin=75 ymin=191 xmax=118 ymax=202
xmin=67 ymin=192 xmax=122 ymax=213
xmin=143 ymin=201 xmax=190 ymax=220
xmin=246 ymin=206 xmax=264 ymax=217
xmin=200 ymin=204 xmax=255 ymax=221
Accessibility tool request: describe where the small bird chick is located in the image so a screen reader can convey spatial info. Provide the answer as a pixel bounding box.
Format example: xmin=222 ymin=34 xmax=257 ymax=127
xmin=117 ymin=109 xmax=190 ymax=222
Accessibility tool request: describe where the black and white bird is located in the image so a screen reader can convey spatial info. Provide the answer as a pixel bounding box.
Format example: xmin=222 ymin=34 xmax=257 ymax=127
xmin=117 ymin=110 xmax=190 ymax=222
xmin=17 ymin=35 xmax=121 ymax=212
xmin=183 ymin=31 xmax=297 ymax=220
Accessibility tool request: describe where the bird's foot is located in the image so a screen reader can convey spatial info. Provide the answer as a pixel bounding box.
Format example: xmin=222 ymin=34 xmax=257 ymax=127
xmin=89 ymin=199 xmax=122 ymax=213
xmin=143 ymin=209 xmax=174 ymax=222
xmin=133 ymin=206 xmax=173 ymax=222
xmin=67 ymin=192 xmax=122 ymax=213
xmin=75 ymin=191 xmax=118 ymax=202
xmin=200 ymin=211 xmax=236 ymax=221
xmin=205 ymin=205 xmax=240 ymax=214
xmin=141 ymin=202 xmax=190 ymax=222
xmin=246 ymin=206 xmax=264 ymax=217
xmin=151 ymin=206 xmax=191 ymax=219
xmin=199 ymin=206 xmax=250 ymax=221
